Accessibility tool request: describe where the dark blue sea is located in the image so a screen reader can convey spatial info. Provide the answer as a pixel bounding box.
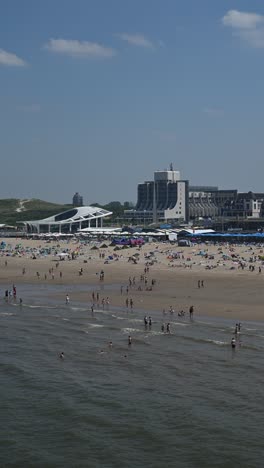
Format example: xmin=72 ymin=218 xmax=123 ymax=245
xmin=1 ymin=284 xmax=264 ymax=468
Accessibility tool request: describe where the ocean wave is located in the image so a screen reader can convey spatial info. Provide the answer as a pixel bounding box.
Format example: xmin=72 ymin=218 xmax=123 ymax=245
xmin=205 ymin=339 xmax=228 ymax=346
xmin=88 ymin=323 xmax=104 ymax=328
xmin=111 ymin=314 xmax=126 ymax=320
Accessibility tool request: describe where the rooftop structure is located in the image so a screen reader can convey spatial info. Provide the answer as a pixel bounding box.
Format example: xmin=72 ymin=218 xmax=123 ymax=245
xmin=22 ymin=206 xmax=112 ymax=233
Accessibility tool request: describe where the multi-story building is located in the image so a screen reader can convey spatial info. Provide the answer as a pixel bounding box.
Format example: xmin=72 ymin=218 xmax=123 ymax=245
xmin=189 ymin=186 xmax=220 ymax=219
xmin=189 ymin=186 xmax=264 ymax=219
xmin=128 ymin=166 xmax=189 ymax=224
xmin=125 ymin=169 xmax=264 ymax=225
xmin=72 ymin=192 xmax=83 ymax=207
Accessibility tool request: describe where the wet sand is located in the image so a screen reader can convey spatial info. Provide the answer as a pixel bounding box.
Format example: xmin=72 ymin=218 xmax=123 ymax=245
xmin=1 ymin=238 xmax=264 ymax=321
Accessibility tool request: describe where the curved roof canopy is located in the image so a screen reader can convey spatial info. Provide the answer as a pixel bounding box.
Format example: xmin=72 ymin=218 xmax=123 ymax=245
xmin=24 ymin=206 xmax=112 ymax=226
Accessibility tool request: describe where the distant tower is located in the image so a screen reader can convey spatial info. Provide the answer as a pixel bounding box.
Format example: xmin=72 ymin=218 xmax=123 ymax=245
xmin=72 ymin=192 xmax=83 ymax=207
xmin=169 ymin=162 xmax=173 ymax=171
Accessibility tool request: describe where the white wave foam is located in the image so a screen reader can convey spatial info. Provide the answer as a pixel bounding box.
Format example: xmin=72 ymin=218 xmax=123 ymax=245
xmin=88 ymin=323 xmax=104 ymax=328
xmin=206 ymin=339 xmax=228 ymax=346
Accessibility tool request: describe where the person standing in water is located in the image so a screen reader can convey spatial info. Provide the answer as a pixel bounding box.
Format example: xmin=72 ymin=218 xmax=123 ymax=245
xmin=66 ymin=294 xmax=70 ymax=304
xmin=231 ymin=337 xmax=236 ymax=349
xmin=189 ymin=305 xmax=194 ymax=320
xmin=128 ymin=335 xmax=132 ymax=346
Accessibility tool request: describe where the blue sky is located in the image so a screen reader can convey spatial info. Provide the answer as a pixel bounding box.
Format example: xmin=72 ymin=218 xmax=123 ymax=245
xmin=1 ymin=0 xmax=264 ymax=204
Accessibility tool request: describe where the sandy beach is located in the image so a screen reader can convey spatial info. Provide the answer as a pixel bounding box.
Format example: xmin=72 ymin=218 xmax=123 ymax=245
xmin=1 ymin=238 xmax=264 ymax=321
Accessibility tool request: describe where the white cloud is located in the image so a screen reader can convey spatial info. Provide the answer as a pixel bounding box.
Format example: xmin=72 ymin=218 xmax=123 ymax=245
xmin=0 ymin=49 xmax=26 ymax=66
xmin=222 ymin=10 xmax=264 ymax=48
xmin=222 ymin=10 xmax=264 ymax=29
xmin=44 ymin=38 xmax=116 ymax=58
xmin=117 ymin=33 xmax=154 ymax=48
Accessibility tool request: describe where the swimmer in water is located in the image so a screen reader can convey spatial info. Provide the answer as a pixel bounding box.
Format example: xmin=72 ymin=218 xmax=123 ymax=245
xmin=59 ymin=352 xmax=65 ymax=359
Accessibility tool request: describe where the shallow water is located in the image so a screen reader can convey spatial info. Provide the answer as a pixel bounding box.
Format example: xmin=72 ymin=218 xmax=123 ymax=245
xmin=1 ymin=286 xmax=264 ymax=467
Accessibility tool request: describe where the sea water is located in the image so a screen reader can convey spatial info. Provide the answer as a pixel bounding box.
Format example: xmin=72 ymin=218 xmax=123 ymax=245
xmin=1 ymin=285 xmax=264 ymax=468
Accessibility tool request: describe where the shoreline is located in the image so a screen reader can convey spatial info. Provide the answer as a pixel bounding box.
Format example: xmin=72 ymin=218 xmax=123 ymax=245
xmin=1 ymin=238 xmax=264 ymax=321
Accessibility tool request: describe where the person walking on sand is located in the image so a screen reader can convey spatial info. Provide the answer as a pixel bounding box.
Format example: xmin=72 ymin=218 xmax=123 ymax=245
xmin=189 ymin=305 xmax=194 ymax=320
